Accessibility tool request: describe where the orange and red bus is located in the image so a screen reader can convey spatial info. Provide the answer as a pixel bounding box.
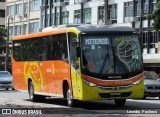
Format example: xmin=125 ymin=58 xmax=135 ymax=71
xmin=12 ymin=24 xmax=144 ymax=106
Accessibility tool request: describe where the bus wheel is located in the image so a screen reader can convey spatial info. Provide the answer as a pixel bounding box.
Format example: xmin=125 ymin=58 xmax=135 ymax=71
xmin=29 ymin=81 xmax=35 ymax=102
xmin=114 ymin=99 xmax=126 ymax=106
xmin=28 ymin=81 xmax=45 ymax=102
xmin=66 ymin=88 xmax=74 ymax=107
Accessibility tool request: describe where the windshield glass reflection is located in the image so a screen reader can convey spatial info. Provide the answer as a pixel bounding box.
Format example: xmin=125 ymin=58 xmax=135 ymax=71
xmin=82 ymin=35 xmax=114 ymax=74
xmin=81 ymin=34 xmax=143 ymax=76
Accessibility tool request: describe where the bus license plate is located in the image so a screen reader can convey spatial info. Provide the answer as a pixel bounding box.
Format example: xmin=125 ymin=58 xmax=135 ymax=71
xmin=110 ymin=92 xmax=121 ymax=96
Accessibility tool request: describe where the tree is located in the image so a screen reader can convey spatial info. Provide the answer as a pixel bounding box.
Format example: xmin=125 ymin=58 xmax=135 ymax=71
xmin=0 ymin=26 xmax=7 ymax=47
xmin=149 ymin=0 xmax=160 ymax=31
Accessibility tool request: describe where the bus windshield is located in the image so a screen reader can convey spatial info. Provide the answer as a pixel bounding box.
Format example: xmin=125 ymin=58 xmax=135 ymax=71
xmin=81 ymin=34 xmax=143 ymax=76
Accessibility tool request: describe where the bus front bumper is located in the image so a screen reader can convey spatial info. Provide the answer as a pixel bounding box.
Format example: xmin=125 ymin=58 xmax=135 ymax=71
xmin=80 ymin=80 xmax=144 ymax=101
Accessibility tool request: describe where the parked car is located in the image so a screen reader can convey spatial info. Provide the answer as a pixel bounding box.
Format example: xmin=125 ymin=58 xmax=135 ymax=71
xmin=143 ymin=71 xmax=160 ymax=99
xmin=0 ymin=71 xmax=14 ymax=90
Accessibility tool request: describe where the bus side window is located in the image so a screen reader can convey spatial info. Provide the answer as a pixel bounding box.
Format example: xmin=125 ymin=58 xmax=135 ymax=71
xmin=13 ymin=41 xmax=22 ymax=61
xmin=37 ymin=36 xmax=47 ymax=61
xmin=59 ymin=34 xmax=68 ymax=62
xmin=51 ymin=35 xmax=60 ymax=60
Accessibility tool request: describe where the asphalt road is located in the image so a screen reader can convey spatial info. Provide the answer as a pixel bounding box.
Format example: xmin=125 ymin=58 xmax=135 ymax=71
xmin=0 ymin=88 xmax=160 ymax=117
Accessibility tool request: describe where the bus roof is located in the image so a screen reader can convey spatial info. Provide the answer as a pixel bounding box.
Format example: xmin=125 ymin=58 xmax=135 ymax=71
xmin=12 ymin=28 xmax=67 ymax=40
xmin=12 ymin=24 xmax=136 ymax=41
xmin=75 ymin=25 xmax=136 ymax=34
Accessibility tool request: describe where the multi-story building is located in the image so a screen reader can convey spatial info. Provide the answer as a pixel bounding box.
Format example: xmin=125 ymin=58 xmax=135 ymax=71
xmin=40 ymin=0 xmax=105 ymax=29
xmin=0 ymin=0 xmax=5 ymax=26
xmin=6 ymin=0 xmax=41 ymax=38
xmin=106 ymin=0 xmax=160 ymax=75
xmin=5 ymin=0 xmax=160 ymax=75
xmin=0 ymin=0 xmax=6 ymax=70
xmin=6 ymin=0 xmax=105 ymax=37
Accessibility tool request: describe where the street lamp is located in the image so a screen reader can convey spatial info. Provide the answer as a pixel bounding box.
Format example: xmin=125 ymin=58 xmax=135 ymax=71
xmin=5 ymin=16 xmax=10 ymax=71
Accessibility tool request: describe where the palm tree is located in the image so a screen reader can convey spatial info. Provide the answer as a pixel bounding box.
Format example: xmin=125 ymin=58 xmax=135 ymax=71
xmin=149 ymin=0 xmax=160 ymax=31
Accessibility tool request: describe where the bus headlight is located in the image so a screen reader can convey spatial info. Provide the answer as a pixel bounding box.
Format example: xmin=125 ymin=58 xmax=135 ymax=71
xmin=82 ymin=79 xmax=97 ymax=87
xmin=132 ymin=78 xmax=143 ymax=85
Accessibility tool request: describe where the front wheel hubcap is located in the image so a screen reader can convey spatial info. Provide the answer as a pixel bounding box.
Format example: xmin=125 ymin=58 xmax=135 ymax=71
xmin=29 ymin=84 xmax=34 ymax=100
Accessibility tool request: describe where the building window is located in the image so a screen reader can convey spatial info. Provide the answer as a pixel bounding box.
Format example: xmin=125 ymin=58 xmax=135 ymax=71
xmin=23 ymin=24 xmax=27 ymax=35
xmin=51 ymin=14 xmax=55 ymax=26
xmin=41 ymin=15 xmax=45 ymax=28
xmin=47 ymin=14 xmax=50 ymax=27
xmin=24 ymin=2 xmax=28 ymax=13
xmin=142 ymin=32 xmax=148 ymax=48
xmin=42 ymin=0 xmax=45 ymax=5
xmin=15 ymin=25 xmax=22 ymax=36
xmin=98 ymin=6 xmax=104 ymax=24
xmin=52 ymin=0 xmax=56 ymax=3
xmin=30 ymin=0 xmax=40 ymax=11
xmin=46 ymin=0 xmax=49 ymax=5
xmin=150 ymin=31 xmax=158 ymax=48
xmin=74 ymin=9 xmax=81 ymax=24
xmin=16 ymin=3 xmax=22 ymax=15
xmin=109 ymin=4 xmax=117 ymax=20
xmin=143 ymin=0 xmax=149 ymax=15
xmin=7 ymin=5 xmax=14 ymax=16
xmin=124 ymin=1 xmax=133 ymax=17
xmin=64 ymin=0 xmax=69 ymax=5
xmin=62 ymin=11 xmax=69 ymax=24
xmin=135 ymin=0 xmax=141 ymax=16
xmin=56 ymin=13 xmax=60 ymax=25
xmin=83 ymin=8 xmax=91 ymax=23
xmin=29 ymin=22 xmax=39 ymax=33
xmin=0 ymin=10 xmax=5 ymax=17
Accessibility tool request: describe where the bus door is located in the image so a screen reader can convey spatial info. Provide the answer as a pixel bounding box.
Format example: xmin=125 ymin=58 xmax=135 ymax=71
xmin=69 ymin=33 xmax=80 ymax=99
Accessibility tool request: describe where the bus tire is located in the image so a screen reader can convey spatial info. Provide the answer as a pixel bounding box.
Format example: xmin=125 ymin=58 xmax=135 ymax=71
xmin=114 ymin=99 xmax=126 ymax=106
xmin=66 ymin=88 xmax=75 ymax=107
xmin=28 ymin=81 xmax=45 ymax=102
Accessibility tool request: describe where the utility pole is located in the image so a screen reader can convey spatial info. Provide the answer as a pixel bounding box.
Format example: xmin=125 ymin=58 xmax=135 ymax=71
xmin=5 ymin=17 xmax=10 ymax=71
xmin=104 ymin=0 xmax=109 ymax=25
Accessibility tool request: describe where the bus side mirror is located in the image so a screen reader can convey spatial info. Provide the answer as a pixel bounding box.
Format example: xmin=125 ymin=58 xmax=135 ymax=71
xmin=76 ymin=46 xmax=80 ymax=57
